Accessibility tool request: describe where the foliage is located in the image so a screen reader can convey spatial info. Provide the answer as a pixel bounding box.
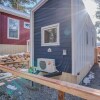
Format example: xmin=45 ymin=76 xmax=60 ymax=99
xmin=0 ymin=0 xmax=38 ymax=13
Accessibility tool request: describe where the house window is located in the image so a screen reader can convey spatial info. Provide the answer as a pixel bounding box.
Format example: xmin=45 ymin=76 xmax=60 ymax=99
xmin=8 ymin=18 xmax=19 ymax=39
xmin=24 ymin=22 xmax=30 ymax=29
xmin=86 ymin=32 xmax=88 ymax=45
xmin=92 ymin=37 xmax=94 ymax=46
xmin=41 ymin=23 xmax=60 ymax=46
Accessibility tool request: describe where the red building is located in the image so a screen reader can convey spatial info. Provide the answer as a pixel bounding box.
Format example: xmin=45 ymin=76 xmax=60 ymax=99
xmin=0 ymin=5 xmax=30 ymax=55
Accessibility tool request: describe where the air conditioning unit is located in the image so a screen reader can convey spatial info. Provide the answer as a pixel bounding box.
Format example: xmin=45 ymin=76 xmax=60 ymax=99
xmin=37 ymin=58 xmax=56 ymax=73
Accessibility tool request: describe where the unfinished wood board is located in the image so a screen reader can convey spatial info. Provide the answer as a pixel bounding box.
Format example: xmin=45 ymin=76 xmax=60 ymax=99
xmin=58 ymin=91 xmax=65 ymax=100
xmin=0 ymin=65 xmax=100 ymax=100
xmin=94 ymin=48 xmax=98 ymax=63
xmin=59 ymin=72 xmax=77 ymax=84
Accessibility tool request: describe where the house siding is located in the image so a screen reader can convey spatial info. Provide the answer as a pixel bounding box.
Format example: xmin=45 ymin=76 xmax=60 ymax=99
xmin=0 ymin=12 xmax=2 ymax=44
xmin=34 ymin=0 xmax=72 ymax=73
xmin=72 ymin=0 xmax=96 ymax=75
xmin=0 ymin=12 xmax=30 ymax=45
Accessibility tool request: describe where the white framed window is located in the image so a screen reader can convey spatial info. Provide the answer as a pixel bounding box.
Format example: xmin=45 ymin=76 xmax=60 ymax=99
xmin=24 ymin=22 xmax=30 ymax=29
xmin=8 ymin=17 xmax=19 ymax=39
xmin=41 ymin=23 xmax=60 ymax=46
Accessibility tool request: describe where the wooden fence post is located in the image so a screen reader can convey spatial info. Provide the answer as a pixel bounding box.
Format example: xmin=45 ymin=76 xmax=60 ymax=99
xmin=58 ymin=91 xmax=65 ymax=100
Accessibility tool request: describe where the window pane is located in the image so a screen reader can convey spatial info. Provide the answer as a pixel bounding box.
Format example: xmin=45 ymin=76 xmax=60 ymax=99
xmin=9 ymin=18 xmax=19 ymax=39
xmin=44 ymin=28 xmax=57 ymax=43
xmin=86 ymin=32 xmax=88 ymax=45
xmin=24 ymin=22 xmax=30 ymax=29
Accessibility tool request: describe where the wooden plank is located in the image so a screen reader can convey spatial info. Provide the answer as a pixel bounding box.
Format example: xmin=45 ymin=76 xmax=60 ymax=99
xmin=0 ymin=60 xmax=29 ymax=65
xmin=0 ymin=65 xmax=100 ymax=100
xmin=0 ymin=61 xmax=20 ymax=65
xmin=58 ymin=91 xmax=64 ymax=100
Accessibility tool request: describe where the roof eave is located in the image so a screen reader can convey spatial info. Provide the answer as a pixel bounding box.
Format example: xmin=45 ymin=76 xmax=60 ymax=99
xmin=0 ymin=5 xmax=30 ymax=20
xmin=0 ymin=10 xmax=30 ymax=19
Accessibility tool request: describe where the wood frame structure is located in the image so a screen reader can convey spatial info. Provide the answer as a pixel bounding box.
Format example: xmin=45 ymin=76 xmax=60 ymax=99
xmin=0 ymin=65 xmax=100 ymax=100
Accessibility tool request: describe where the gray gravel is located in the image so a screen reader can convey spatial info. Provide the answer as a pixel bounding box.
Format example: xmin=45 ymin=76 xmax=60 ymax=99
xmin=82 ymin=64 xmax=100 ymax=89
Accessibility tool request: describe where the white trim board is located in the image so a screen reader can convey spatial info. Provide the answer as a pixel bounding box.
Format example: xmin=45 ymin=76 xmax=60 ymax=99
xmin=27 ymin=40 xmax=30 ymax=52
xmin=30 ymin=0 xmax=48 ymax=67
xmin=41 ymin=23 xmax=60 ymax=46
xmin=30 ymin=11 xmax=34 ymax=66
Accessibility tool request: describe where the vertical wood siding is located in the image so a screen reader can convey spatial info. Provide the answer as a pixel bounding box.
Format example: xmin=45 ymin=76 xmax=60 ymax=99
xmin=34 ymin=0 xmax=72 ymax=73
xmin=72 ymin=0 xmax=96 ymax=75
xmin=0 ymin=12 xmax=30 ymax=45
xmin=0 ymin=12 xmax=2 ymax=43
xmin=0 ymin=44 xmax=27 ymax=55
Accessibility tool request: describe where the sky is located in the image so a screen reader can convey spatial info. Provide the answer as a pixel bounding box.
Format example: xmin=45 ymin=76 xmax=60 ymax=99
xmin=83 ymin=0 xmax=100 ymax=45
xmin=83 ymin=0 xmax=97 ymax=23
xmin=2 ymin=0 xmax=41 ymax=14
xmin=3 ymin=0 xmax=97 ymax=18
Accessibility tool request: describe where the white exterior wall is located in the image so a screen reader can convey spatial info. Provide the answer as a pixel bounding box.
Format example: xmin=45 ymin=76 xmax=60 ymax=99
xmin=72 ymin=0 xmax=96 ymax=75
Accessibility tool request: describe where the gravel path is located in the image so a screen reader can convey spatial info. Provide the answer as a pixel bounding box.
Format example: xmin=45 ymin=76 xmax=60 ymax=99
xmin=82 ymin=64 xmax=100 ymax=89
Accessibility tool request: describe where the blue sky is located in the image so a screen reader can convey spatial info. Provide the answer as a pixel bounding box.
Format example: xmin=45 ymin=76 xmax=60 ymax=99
xmin=2 ymin=0 xmax=41 ymax=14
xmin=24 ymin=0 xmax=41 ymax=8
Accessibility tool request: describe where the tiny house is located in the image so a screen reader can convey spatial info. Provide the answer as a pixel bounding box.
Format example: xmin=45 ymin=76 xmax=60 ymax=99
xmin=30 ymin=0 xmax=96 ymax=83
xmin=0 ymin=5 xmax=30 ymax=55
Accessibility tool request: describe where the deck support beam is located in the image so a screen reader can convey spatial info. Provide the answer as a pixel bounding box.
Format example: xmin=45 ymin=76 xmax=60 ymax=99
xmin=58 ymin=91 xmax=65 ymax=100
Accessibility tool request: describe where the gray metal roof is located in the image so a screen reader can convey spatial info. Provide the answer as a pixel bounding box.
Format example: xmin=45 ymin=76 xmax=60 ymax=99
xmin=0 ymin=5 xmax=30 ymax=19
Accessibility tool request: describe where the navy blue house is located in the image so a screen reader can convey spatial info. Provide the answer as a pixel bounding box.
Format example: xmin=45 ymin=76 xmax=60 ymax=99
xmin=30 ymin=0 xmax=96 ymax=83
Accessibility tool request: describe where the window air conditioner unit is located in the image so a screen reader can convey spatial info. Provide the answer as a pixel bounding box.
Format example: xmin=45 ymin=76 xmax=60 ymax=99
xmin=37 ymin=58 xmax=56 ymax=73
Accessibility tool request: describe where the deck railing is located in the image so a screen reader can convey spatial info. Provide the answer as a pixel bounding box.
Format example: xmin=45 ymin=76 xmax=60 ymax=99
xmin=0 ymin=65 xmax=100 ymax=100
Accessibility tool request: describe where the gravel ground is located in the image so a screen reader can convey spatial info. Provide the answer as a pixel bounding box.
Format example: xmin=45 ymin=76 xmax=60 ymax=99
xmin=82 ymin=64 xmax=100 ymax=89
xmin=0 ymin=64 xmax=99 ymax=100
xmin=0 ymin=78 xmax=83 ymax=100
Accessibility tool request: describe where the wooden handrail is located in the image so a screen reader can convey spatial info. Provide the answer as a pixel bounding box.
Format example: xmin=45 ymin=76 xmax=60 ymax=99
xmin=0 ymin=65 xmax=100 ymax=100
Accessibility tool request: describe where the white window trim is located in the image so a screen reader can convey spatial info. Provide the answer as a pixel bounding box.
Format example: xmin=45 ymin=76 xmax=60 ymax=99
xmin=24 ymin=22 xmax=30 ymax=29
xmin=27 ymin=40 xmax=30 ymax=52
xmin=41 ymin=23 xmax=60 ymax=46
xmin=7 ymin=17 xmax=20 ymax=40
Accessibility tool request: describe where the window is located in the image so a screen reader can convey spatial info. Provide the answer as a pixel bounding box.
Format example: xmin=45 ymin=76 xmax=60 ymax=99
xmin=86 ymin=32 xmax=88 ymax=45
xmin=41 ymin=23 xmax=60 ymax=46
xmin=24 ymin=22 xmax=30 ymax=29
xmin=8 ymin=18 xmax=19 ymax=39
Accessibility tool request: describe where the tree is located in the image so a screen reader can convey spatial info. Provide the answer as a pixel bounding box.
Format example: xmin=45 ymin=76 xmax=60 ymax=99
xmin=0 ymin=0 xmax=38 ymax=13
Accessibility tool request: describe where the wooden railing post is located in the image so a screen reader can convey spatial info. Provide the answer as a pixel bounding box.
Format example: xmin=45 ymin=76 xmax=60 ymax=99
xmin=58 ymin=91 xmax=65 ymax=100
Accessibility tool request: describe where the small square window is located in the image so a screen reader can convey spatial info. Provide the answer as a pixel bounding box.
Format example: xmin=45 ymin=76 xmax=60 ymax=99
xmin=24 ymin=22 xmax=30 ymax=29
xmin=41 ymin=23 xmax=60 ymax=46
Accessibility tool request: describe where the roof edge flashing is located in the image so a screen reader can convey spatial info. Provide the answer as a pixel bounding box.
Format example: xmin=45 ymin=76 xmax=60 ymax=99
xmin=32 ymin=0 xmax=48 ymax=13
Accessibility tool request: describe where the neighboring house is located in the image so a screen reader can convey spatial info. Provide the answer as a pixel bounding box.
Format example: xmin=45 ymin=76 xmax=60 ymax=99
xmin=0 ymin=5 xmax=30 ymax=55
xmin=30 ymin=0 xmax=96 ymax=83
